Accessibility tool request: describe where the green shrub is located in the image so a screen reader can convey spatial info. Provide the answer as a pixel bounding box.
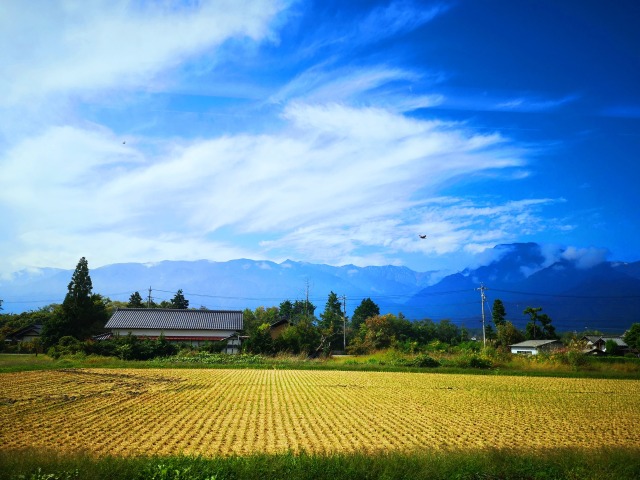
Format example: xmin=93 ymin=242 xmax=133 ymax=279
xmin=454 ymin=354 xmax=493 ymax=369
xmin=408 ymin=354 xmax=440 ymax=368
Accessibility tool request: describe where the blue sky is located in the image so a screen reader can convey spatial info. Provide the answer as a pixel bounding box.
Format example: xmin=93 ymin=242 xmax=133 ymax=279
xmin=0 ymin=0 xmax=638 ymax=277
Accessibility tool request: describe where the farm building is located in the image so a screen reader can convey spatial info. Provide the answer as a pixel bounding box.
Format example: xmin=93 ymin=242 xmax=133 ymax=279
xmin=4 ymin=324 xmax=43 ymax=345
xmin=269 ymin=319 xmax=289 ymax=339
xmin=582 ymin=335 xmax=628 ymax=354
xmin=510 ymin=339 xmax=563 ymax=355
xmin=104 ymin=309 xmax=244 ymax=352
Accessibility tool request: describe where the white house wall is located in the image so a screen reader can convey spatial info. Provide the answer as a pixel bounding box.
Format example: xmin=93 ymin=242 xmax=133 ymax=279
xmin=111 ymin=328 xmax=237 ymax=339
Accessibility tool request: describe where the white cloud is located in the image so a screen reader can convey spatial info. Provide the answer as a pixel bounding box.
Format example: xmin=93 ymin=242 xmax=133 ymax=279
xmin=0 ymin=101 xmax=553 ymax=272
xmin=562 ymin=246 xmax=609 ymax=269
xmin=0 ymin=0 xmax=287 ymax=105
xmin=0 ymin=1 xmax=577 ymax=276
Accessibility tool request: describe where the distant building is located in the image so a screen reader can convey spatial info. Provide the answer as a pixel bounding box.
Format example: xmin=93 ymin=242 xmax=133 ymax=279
xmin=582 ymin=335 xmax=628 ymax=354
xmin=510 ymin=339 xmax=563 ymax=355
xmin=104 ymin=308 xmax=244 ymax=353
xmin=4 ymin=324 xmax=43 ymax=345
xmin=269 ymin=319 xmax=290 ymax=339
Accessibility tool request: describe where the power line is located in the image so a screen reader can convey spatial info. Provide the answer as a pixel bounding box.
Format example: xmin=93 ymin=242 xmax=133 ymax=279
xmin=491 ymin=288 xmax=640 ymax=299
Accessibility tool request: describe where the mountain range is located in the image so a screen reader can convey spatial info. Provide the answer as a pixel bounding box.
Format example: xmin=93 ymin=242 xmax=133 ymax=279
xmin=1 ymin=243 xmax=638 ymax=334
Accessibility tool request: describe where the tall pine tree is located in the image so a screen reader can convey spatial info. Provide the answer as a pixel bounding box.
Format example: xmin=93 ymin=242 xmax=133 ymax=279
xmin=170 ymin=289 xmax=189 ymax=309
xmin=41 ymin=257 xmax=107 ymax=345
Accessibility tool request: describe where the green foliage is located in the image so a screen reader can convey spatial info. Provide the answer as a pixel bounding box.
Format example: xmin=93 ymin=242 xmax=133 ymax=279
xmin=242 ymin=307 xmax=279 ymax=334
xmin=435 ymin=319 xmax=460 ymax=345
xmin=319 ymin=291 xmax=344 ymax=332
xmin=3 ymin=446 xmax=637 ymax=480
xmin=491 ymin=299 xmax=507 ymax=326
xmin=81 ymin=334 xmax=178 ymax=361
xmin=242 ymin=323 xmax=274 ymax=354
xmin=157 ymin=352 xmax=265 ymax=366
xmin=523 ymin=306 xmax=557 ymax=340
xmin=624 ymin=323 xmax=640 ymax=350
xmin=273 ymin=317 xmax=321 ymax=355
xmin=127 ymin=292 xmax=145 ymax=308
xmin=59 ymin=336 xmax=83 ymax=353
xmin=279 ymin=299 xmax=316 ymax=323
xmin=170 ymin=290 xmax=189 ymax=309
xmin=41 ymin=258 xmax=108 ymax=346
xmin=407 ymin=353 xmax=440 ymax=368
xmin=496 ymin=321 xmax=525 ymax=349
xmin=456 ymin=341 xmax=481 ymax=353
xmin=605 ymin=339 xmax=619 ymax=355
xmin=451 ymin=354 xmax=494 ymax=369
xmin=347 ymin=315 xmax=459 ymax=355
xmin=351 ymin=298 xmax=380 ymax=332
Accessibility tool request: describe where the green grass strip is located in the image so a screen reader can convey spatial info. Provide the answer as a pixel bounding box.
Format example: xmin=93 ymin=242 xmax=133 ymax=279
xmin=0 ymin=448 xmax=639 ymax=480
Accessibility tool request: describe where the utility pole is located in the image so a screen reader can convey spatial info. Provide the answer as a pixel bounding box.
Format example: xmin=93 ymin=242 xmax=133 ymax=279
xmin=340 ymin=294 xmax=347 ymax=352
xmin=147 ymin=286 xmax=152 ymax=308
xmin=304 ymin=279 xmax=310 ymax=318
xmin=476 ymin=283 xmax=488 ymax=347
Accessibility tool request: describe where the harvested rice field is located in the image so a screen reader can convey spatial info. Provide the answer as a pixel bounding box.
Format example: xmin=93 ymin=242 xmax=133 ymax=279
xmin=1 ymin=369 xmax=638 ymax=457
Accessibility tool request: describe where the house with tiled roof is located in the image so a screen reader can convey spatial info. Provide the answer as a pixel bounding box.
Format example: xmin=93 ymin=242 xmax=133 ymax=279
xmin=104 ymin=309 xmax=244 ymax=353
xmin=4 ymin=324 xmax=43 ymax=345
xmin=581 ymin=335 xmax=628 ymax=354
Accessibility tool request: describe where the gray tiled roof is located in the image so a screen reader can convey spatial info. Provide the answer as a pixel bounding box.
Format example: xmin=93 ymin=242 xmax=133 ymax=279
xmin=105 ymin=309 xmax=243 ymax=331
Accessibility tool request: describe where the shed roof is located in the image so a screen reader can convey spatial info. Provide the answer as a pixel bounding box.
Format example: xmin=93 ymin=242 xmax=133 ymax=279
xmin=509 ymin=339 xmax=562 ymax=348
xmin=105 ymin=309 xmax=243 ymax=331
xmin=601 ymin=336 xmax=628 ymax=347
xmin=581 ymin=335 xmax=627 ymax=347
xmin=5 ymin=324 xmax=43 ymax=341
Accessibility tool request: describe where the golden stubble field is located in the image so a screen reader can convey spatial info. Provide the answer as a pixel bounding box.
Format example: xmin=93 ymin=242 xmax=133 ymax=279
xmin=1 ymin=368 xmax=639 ymax=457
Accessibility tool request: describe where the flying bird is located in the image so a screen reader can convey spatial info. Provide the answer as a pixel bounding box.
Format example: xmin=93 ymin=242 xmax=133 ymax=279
xmin=419 ymin=234 xmax=427 ymax=239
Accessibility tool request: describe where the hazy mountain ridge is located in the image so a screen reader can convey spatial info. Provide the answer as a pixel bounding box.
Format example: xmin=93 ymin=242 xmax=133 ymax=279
xmin=1 ymin=243 xmax=639 ymax=333
xmin=406 ymin=244 xmax=640 ymax=332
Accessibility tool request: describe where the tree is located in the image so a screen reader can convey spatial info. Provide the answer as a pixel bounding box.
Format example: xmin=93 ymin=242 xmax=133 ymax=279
xmin=65 ymin=256 xmax=93 ymax=315
xmin=319 ymin=291 xmax=344 ymax=333
xmin=496 ymin=321 xmax=525 ymax=348
xmin=435 ymin=319 xmax=460 ymax=345
xmin=347 ymin=314 xmax=395 ymax=354
xmin=128 ymin=291 xmax=145 ymax=308
xmin=170 ymin=289 xmax=189 ymax=309
xmin=624 ymin=323 xmax=640 ymax=351
xmin=42 ymin=257 xmax=108 ymax=345
xmin=279 ymin=299 xmax=316 ymax=324
xmin=605 ymin=339 xmax=619 ymax=355
xmin=351 ymin=298 xmax=380 ymax=332
xmin=273 ymin=316 xmax=321 ymax=355
xmin=523 ymin=306 xmax=557 ymax=340
xmin=491 ymin=299 xmax=507 ymax=327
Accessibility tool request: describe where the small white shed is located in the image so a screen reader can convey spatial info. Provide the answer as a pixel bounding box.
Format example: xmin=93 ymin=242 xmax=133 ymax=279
xmin=510 ymin=339 xmax=563 ymax=355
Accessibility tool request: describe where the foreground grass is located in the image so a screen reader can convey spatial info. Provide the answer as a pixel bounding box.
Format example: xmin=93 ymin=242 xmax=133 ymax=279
xmin=1 ymin=352 xmax=639 ymax=380
xmin=1 ymin=448 xmax=639 ymax=480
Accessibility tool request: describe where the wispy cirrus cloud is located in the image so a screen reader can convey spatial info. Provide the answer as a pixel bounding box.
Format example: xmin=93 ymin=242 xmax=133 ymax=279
xmin=0 ymin=101 xmax=560 ymax=272
xmin=0 ymin=0 xmax=580 ymax=276
xmin=438 ymin=90 xmax=579 ymax=114
xmin=0 ymin=0 xmax=288 ymax=105
xmin=357 ymin=1 xmax=450 ymax=43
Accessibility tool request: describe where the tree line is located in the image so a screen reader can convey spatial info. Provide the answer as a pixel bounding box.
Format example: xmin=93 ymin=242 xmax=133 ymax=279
xmin=2 ymin=257 xmax=639 ymax=358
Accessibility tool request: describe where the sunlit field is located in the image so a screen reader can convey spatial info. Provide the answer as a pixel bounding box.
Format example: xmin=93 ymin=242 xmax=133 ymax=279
xmin=1 ymin=368 xmax=639 ymax=457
